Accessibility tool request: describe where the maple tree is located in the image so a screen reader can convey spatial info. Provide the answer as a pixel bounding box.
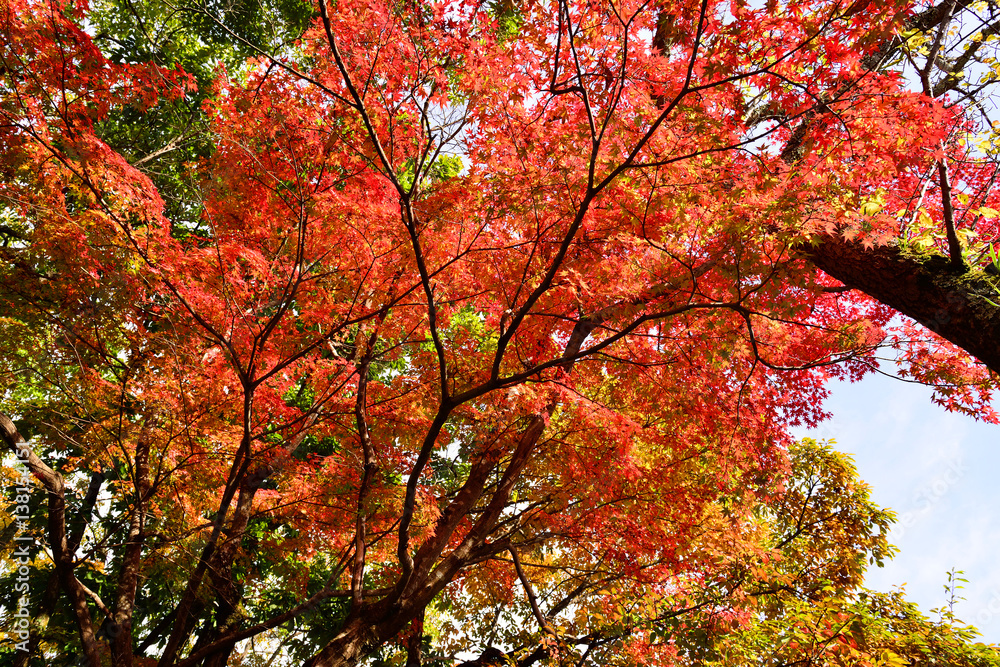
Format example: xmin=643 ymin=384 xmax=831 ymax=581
xmin=3 ymin=0 xmax=1000 ymax=665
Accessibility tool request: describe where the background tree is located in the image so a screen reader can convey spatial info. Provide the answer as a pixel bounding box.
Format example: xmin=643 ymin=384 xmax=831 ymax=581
xmin=2 ymin=0 xmax=1000 ymax=666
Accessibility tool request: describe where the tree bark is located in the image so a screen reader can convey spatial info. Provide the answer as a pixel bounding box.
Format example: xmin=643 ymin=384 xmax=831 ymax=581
xmin=806 ymin=238 xmax=1000 ymax=374
xmin=110 ymin=437 xmax=151 ymax=667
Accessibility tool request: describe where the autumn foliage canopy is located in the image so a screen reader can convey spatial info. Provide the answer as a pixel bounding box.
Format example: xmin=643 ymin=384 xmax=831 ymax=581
xmin=2 ymin=0 xmax=1000 ymax=665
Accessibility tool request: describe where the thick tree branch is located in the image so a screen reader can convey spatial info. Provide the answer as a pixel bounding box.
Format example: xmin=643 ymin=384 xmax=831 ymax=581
xmin=806 ymin=240 xmax=1000 ymax=374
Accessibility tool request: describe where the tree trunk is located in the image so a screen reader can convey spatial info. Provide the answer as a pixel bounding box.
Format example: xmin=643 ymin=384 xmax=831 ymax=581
xmin=301 ymin=617 xmax=377 ymax=667
xmin=806 ymin=238 xmax=1000 ymax=374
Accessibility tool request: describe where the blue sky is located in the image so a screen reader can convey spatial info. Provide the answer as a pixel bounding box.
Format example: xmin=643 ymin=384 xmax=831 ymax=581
xmin=798 ymin=372 xmax=1000 ymax=643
